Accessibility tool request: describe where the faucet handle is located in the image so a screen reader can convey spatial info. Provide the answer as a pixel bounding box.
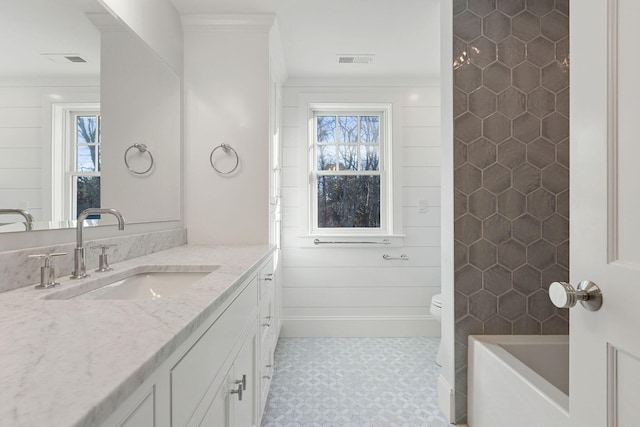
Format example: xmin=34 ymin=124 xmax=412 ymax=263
xmin=90 ymin=245 xmax=116 ymax=272
xmin=29 ymin=253 xmax=66 ymax=289
xmin=28 ymin=252 xmax=67 ymax=263
xmin=90 ymin=244 xmax=117 ymax=252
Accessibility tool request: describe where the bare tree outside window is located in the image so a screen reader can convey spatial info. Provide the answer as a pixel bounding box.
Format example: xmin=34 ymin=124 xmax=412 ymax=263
xmin=314 ymin=112 xmax=383 ymax=229
xmin=74 ymin=114 xmax=101 ymax=218
xmin=77 ymin=116 xmax=99 ymax=171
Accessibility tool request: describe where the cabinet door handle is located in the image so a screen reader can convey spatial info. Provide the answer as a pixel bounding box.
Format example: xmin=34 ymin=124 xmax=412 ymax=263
xmin=262 ymin=316 xmax=273 ymax=327
xmin=234 ymin=374 xmax=247 ymax=390
xmin=262 ymin=364 xmax=273 ymax=380
xmin=263 ymin=273 xmax=273 ymax=281
xmin=263 ymin=364 xmax=272 ymax=380
xmin=230 ymin=383 xmax=243 ymax=401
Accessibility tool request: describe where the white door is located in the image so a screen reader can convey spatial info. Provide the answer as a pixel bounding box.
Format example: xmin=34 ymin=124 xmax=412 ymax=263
xmin=199 ymin=373 xmax=230 ymax=427
xmin=232 ymin=330 xmax=257 ymax=427
xmin=570 ymin=0 xmax=640 ymax=426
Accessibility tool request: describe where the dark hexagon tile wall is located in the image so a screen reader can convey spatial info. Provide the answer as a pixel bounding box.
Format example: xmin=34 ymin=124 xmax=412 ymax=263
xmin=452 ymin=0 xmax=569 ymax=422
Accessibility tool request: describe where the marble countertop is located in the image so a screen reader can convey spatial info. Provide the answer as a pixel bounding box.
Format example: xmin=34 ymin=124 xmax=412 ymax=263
xmin=0 ymin=244 xmax=273 ymax=427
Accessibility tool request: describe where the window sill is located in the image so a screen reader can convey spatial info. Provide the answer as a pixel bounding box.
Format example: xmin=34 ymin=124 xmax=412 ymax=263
xmin=299 ymin=234 xmax=405 ymax=248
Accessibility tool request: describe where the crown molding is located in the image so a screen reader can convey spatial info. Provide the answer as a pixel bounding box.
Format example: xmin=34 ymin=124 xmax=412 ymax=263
xmin=181 ymin=14 xmax=276 ymax=32
xmin=85 ymin=12 xmax=124 ymax=32
xmin=284 ymin=76 xmax=440 ymax=88
xmin=0 ymin=77 xmax=100 ymax=87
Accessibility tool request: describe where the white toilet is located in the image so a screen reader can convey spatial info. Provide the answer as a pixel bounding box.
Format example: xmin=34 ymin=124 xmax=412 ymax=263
xmin=430 ymin=293 xmax=444 ymax=366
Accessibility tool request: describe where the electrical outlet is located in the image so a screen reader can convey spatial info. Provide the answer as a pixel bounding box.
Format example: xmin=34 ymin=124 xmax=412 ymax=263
xmin=418 ymin=200 xmax=429 ymax=213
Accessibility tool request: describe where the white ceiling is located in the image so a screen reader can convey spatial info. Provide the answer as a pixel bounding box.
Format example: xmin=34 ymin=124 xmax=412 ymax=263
xmin=0 ymin=0 xmax=102 ymax=79
xmin=171 ymin=0 xmax=441 ymax=80
xmin=1 ymin=0 xmax=440 ymax=81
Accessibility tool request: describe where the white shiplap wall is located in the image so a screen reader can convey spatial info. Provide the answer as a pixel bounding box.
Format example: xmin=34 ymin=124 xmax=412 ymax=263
xmin=280 ymin=79 xmax=441 ymax=337
xmin=0 ymin=82 xmax=98 ymax=222
xmin=0 ymin=86 xmax=43 ymax=221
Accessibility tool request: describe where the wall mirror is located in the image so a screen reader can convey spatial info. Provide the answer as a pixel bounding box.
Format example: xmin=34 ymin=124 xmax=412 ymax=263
xmin=0 ymin=0 xmax=181 ymax=233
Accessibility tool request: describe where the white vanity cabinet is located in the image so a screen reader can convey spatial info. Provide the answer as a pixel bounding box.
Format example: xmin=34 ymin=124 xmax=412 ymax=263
xmin=199 ymin=327 xmax=258 ymax=427
xmin=100 ymin=252 xmax=279 ymax=427
xmin=198 ymin=375 xmax=229 ymax=427
xmin=118 ymin=390 xmax=155 ymax=427
xmin=258 ymin=256 xmax=278 ymax=420
xmin=172 ymin=276 xmax=258 ymax=427
xmin=230 ymin=329 xmax=258 ymax=427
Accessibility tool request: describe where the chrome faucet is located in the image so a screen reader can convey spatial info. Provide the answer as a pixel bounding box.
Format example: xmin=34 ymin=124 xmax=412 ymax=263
xmin=0 ymin=208 xmax=34 ymax=231
xmin=71 ymin=208 xmax=125 ymax=279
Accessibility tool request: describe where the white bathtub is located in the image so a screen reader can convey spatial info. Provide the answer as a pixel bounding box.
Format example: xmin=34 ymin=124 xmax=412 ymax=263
xmin=468 ymin=335 xmax=569 ymax=427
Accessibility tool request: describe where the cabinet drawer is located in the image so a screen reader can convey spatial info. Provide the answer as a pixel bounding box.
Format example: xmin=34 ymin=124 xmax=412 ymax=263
xmin=171 ymin=277 xmax=258 ymax=427
xmin=258 ymin=256 xmax=274 ymax=300
xmin=260 ymin=341 xmax=274 ymax=411
xmin=260 ymin=275 xmax=274 ymax=303
xmin=260 ymin=294 xmax=275 ymax=348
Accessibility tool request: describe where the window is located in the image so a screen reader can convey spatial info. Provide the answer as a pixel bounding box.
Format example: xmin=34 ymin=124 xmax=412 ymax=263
xmin=310 ymin=106 xmax=391 ymax=235
xmin=72 ymin=112 xmax=101 ymax=218
xmin=51 ymin=104 xmax=101 ymax=221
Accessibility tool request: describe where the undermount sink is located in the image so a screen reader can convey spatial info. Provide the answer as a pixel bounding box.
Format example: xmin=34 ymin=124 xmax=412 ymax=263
xmin=45 ymin=266 xmax=219 ymax=301
xmin=76 ymin=271 xmax=215 ymax=300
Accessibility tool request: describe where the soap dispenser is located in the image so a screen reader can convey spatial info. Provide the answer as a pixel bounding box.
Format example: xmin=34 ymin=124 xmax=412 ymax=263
xmin=29 ymin=252 xmax=66 ymax=289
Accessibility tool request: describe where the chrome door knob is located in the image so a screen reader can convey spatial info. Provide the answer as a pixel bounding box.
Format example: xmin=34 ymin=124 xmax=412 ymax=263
xmin=549 ymin=280 xmax=603 ymax=311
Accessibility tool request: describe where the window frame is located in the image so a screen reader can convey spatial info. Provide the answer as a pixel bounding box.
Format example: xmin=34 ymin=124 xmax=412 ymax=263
xmin=50 ymin=103 xmax=101 ymax=221
xmin=307 ymin=103 xmax=393 ymax=236
xmin=70 ymin=110 xmax=101 ymax=219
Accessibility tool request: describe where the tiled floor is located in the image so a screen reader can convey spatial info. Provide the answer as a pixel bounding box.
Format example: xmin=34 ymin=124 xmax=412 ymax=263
xmin=260 ymin=337 xmax=449 ymax=427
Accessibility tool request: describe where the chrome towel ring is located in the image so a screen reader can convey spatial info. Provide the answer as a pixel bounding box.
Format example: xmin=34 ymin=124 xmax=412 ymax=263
xmin=124 ymin=143 xmax=154 ymax=175
xmin=210 ymin=143 xmax=239 ymax=174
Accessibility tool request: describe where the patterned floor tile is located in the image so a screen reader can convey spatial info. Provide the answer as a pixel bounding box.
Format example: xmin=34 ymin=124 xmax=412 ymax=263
xmin=260 ymin=338 xmax=449 ymax=427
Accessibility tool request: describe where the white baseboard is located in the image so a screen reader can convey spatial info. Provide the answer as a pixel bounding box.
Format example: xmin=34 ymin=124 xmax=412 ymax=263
xmin=280 ymin=316 xmax=440 ymax=337
xmin=438 ymin=374 xmax=456 ymax=424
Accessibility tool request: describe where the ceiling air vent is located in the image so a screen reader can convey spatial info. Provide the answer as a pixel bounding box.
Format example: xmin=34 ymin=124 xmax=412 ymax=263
xmin=65 ymin=56 xmax=87 ymax=63
xmin=41 ymin=53 xmax=87 ymax=64
xmin=337 ymin=54 xmax=375 ymax=64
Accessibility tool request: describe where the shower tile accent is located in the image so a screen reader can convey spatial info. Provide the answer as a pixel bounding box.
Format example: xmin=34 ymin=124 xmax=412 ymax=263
xmin=261 ymin=337 xmax=448 ymax=427
xmin=452 ymin=0 xmax=569 ymax=422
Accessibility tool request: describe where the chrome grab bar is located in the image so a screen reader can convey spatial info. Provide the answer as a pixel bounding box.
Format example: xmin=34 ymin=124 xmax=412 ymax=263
xmin=313 ymin=239 xmax=391 ymax=245
xmin=383 ymin=254 xmax=409 ymax=261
